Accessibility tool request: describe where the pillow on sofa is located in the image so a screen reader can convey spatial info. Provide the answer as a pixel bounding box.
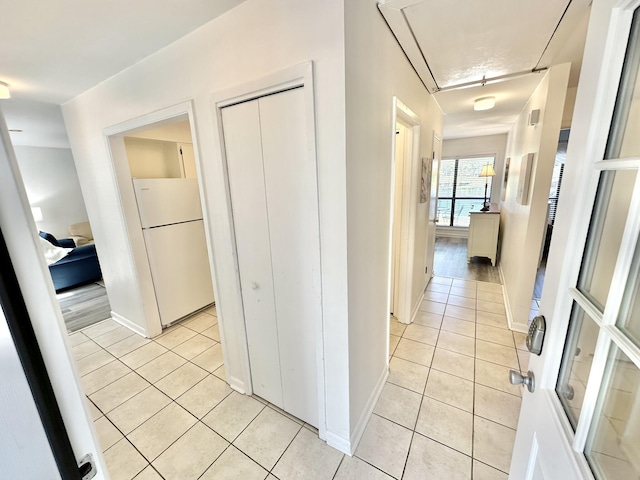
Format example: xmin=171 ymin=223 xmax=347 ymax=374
xmin=68 ymin=221 xmax=94 ymax=246
xmin=38 ymin=236 xmax=73 ymax=265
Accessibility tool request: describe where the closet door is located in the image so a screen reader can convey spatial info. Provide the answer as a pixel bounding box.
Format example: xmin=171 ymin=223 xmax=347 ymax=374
xmin=222 ymin=100 xmax=283 ymax=408
xmin=222 ymin=87 xmax=320 ymax=427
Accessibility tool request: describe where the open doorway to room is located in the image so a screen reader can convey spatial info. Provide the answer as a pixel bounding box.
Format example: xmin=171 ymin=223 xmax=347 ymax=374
xmin=530 ymin=128 xmax=569 ymax=317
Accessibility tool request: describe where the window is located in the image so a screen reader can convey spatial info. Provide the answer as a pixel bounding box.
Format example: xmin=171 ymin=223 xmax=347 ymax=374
xmin=437 ymin=156 xmax=495 ymax=227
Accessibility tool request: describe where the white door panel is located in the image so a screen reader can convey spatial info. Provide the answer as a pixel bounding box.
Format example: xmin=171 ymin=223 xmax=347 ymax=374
xmin=222 ymin=99 xmax=284 ymax=408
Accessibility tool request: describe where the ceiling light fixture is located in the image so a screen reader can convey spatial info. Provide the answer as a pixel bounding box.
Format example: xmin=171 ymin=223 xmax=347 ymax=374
xmin=474 ymin=96 xmax=495 ymax=111
xmin=0 ymin=81 xmax=10 ymax=99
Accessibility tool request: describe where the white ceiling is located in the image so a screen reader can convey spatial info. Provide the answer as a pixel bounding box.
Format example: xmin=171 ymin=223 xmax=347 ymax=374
xmin=379 ymin=0 xmax=592 ymax=139
xmin=0 ymin=0 xmax=245 ymax=147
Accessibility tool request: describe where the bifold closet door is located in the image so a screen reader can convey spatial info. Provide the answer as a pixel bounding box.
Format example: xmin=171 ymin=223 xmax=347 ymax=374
xmin=222 ymin=87 xmax=320 ymax=427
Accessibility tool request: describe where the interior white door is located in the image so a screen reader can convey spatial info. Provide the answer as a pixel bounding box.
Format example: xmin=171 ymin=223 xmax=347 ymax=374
xmin=391 ymin=122 xmax=406 ymax=315
xmin=222 ymin=87 xmax=320 ymax=426
xmin=426 ymin=134 xmax=441 ymax=281
xmin=510 ymin=2 xmax=640 ymax=479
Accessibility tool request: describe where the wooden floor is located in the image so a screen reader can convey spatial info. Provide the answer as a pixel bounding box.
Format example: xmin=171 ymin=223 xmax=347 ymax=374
xmin=433 ymin=237 xmax=501 ymax=284
xmin=57 ymin=283 xmax=111 ymax=332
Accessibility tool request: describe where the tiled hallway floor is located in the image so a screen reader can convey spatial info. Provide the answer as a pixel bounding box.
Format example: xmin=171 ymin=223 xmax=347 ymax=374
xmin=70 ymin=276 xmax=526 ymax=479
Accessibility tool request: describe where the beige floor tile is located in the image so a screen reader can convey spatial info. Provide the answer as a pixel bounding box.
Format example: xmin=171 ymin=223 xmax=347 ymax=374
xmin=103 ymin=438 xmax=148 ymax=480
xmin=388 ymin=357 xmax=429 ymax=393
xmin=413 ymin=311 xmax=443 ymax=329
xmin=273 ymin=428 xmax=344 ymax=480
xmin=415 ymin=397 xmax=473 ymax=456
xmin=135 ymin=351 xmax=187 ymax=384
xmin=419 ymin=300 xmax=446 ymax=315
xmin=172 ymin=334 xmax=216 ymax=360
xmin=203 ymin=305 xmax=217 ymax=316
xmin=120 ymin=342 xmax=167 ymax=370
xmin=476 ymin=340 xmax=519 ymax=369
xmin=176 ymin=374 xmax=232 ymax=418
xmin=480 ymin=291 xmax=505 ymax=305
xmin=334 ymin=455 xmax=394 ymax=479
xmin=86 ymin=399 xmax=103 ymax=421
xmin=476 ymin=282 xmax=503 ymax=293
xmin=403 ymin=323 xmax=439 ymax=346
xmin=393 ymin=338 xmax=434 ymax=366
xmin=203 ymin=322 xmax=220 ymax=341
xmin=473 ymin=459 xmax=508 ymax=479
xmin=200 ymin=446 xmax=268 ymax=480
xmin=191 ymin=343 xmax=225 ymax=372
xmin=72 ymin=339 xmax=102 ymax=361
xmin=233 ymin=407 xmax=301 ymax=470
xmin=128 ymin=403 xmax=197 ymax=461
xmin=68 ymin=331 xmax=91 ymax=347
xmin=355 ymin=414 xmax=412 ymax=479
xmin=449 ymin=286 xmax=476 ymax=299
xmin=476 ymin=310 xmax=509 ymax=329
xmin=90 ymin=372 xmax=150 ymax=413
xmin=452 ymin=279 xmax=477 ymax=290
xmin=475 ymin=359 xmax=522 ymax=397
xmin=424 ymin=290 xmax=449 ymax=304
xmin=155 ymin=325 xmax=197 ymax=349
xmin=441 ymin=316 xmax=476 ymax=338
xmin=403 ymin=433 xmax=472 ymax=480
xmin=82 ymin=319 xmax=121 ymax=339
xmin=425 ymin=369 xmax=474 ymax=412
xmin=473 ymin=416 xmax=516 ymax=473
xmin=213 ymin=365 xmax=227 ymax=382
xmin=389 ymin=334 xmax=401 ymax=356
xmin=426 ymin=282 xmax=451 ymax=294
xmin=94 ymin=416 xmax=123 ymax=451
xmin=81 ymin=360 xmax=131 ymax=395
xmin=431 ymin=348 xmax=475 ymax=381
xmin=437 ymin=330 xmax=475 ymax=357
xmin=513 ymin=331 xmax=528 ymax=351
xmin=153 ymin=423 xmax=228 ymax=480
xmin=444 ymin=304 xmax=476 ymax=322
xmin=155 ymin=362 xmax=208 ymax=399
xmin=106 ymin=334 xmax=151 ymax=358
xmin=134 ymin=466 xmax=164 ymax=480
xmin=477 ymin=300 xmax=506 ymax=316
xmin=447 ymin=294 xmax=477 ymax=310
xmin=432 ymin=276 xmax=453 ymax=285
xmin=76 ymin=349 xmax=116 ymax=376
xmin=93 ymin=325 xmax=136 ymax=348
xmin=181 ymin=312 xmax=217 ymax=333
xmin=475 ymin=384 xmax=522 ymax=429
xmin=106 ymin=386 xmax=172 ymax=435
xmin=476 ymin=324 xmax=515 ymax=348
xmin=373 ymin=382 xmax=422 ymax=429
xmin=202 ymin=391 xmax=265 ymax=442
xmin=389 ymin=317 xmax=407 ymax=336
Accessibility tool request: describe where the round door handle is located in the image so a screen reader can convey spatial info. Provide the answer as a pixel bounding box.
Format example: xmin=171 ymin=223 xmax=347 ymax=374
xmin=509 ymin=370 xmax=536 ymax=393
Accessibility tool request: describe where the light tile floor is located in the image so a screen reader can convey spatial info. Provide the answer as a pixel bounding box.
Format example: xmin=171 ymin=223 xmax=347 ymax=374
xmin=70 ymin=277 xmax=527 ymax=479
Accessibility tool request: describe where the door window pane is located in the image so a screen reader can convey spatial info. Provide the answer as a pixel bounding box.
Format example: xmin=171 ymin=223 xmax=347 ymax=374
xmin=605 ymin=8 xmax=640 ymax=159
xmin=577 ymin=170 xmax=637 ymax=310
xmin=556 ymin=303 xmax=600 ymax=429
xmin=586 ymin=347 xmax=640 ymax=479
xmin=616 ymin=234 xmax=640 ymax=348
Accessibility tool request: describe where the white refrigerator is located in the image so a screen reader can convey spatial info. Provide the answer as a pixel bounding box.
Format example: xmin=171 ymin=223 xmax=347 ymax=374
xmin=133 ymin=178 xmax=214 ymax=326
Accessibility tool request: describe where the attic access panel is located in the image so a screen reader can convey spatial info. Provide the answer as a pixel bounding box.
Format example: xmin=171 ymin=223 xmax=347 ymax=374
xmin=400 ymin=0 xmax=570 ymax=89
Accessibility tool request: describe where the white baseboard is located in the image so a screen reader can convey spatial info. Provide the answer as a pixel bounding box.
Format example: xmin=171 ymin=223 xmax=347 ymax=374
xmin=436 ymin=226 xmax=469 ymax=238
xmin=410 ymin=291 xmax=425 ymax=324
xmin=111 ymin=311 xmax=148 ymax=337
xmin=498 ymin=268 xmax=529 ymax=333
xmin=228 ymin=375 xmax=249 ymax=394
xmin=350 ymin=365 xmax=389 ymax=456
xmin=326 ymin=431 xmax=353 ymax=456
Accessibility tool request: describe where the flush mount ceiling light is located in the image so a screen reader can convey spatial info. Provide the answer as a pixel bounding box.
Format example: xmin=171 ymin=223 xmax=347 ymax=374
xmin=0 ymin=81 xmax=10 ymax=99
xmin=474 ymin=96 xmax=495 ymax=111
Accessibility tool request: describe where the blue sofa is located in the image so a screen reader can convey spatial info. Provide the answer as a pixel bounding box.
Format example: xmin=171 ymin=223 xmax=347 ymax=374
xmin=39 ymin=232 xmax=102 ymax=292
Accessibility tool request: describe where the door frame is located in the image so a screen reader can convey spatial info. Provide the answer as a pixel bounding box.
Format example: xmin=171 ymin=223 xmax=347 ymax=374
xmin=0 ymin=108 xmax=107 ymax=478
xmin=388 ymin=97 xmax=421 ymax=325
xmin=510 ymin=0 xmax=640 ymax=477
xmin=210 ymin=61 xmax=327 ymax=442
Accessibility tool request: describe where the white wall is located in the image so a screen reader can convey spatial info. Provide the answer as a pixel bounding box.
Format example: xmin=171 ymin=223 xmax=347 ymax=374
xmin=62 ymin=0 xmax=351 ymax=450
xmin=500 ymin=64 xmax=571 ymax=332
xmin=344 ymin=0 xmax=443 ymax=440
xmin=14 ymin=146 xmax=89 ymax=239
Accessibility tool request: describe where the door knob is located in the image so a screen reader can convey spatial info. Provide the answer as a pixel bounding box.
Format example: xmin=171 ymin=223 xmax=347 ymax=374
xmin=509 ymin=370 xmax=536 ymax=393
